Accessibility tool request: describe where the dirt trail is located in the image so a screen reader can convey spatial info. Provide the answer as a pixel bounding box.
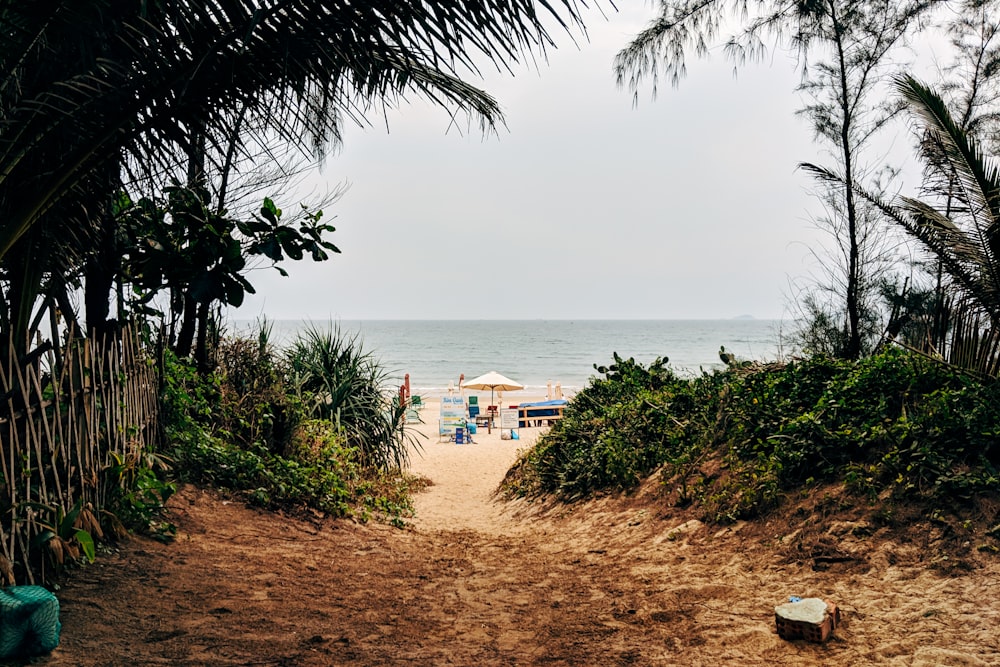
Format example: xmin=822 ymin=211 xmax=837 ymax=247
xmin=43 ymin=400 xmax=1000 ymax=665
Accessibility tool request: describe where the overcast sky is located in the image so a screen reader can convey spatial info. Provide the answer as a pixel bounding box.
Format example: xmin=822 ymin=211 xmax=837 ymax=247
xmin=231 ymin=4 xmax=858 ymax=322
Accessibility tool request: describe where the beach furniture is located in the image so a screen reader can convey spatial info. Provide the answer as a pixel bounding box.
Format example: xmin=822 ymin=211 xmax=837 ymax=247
xmin=517 ymin=400 xmax=567 ymax=428
xmin=463 ymin=371 xmax=523 ymax=434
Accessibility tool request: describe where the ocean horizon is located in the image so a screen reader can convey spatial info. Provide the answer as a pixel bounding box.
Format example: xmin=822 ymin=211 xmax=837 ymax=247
xmin=229 ymin=319 xmax=795 ymax=397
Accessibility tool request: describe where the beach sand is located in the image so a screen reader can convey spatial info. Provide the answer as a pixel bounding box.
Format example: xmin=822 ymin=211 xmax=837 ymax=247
xmin=45 ymin=394 xmax=1000 ymax=665
xmin=406 ymin=394 xmax=548 ymax=535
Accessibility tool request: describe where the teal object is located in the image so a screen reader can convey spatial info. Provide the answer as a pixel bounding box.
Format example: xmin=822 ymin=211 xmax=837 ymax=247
xmin=0 ymin=586 xmax=61 ymax=658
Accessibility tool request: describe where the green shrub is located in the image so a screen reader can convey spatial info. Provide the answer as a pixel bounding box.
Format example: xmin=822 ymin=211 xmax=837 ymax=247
xmin=215 ymin=325 xmax=303 ymax=455
xmin=503 ymin=347 xmax=1000 ymax=523
xmin=506 ymin=354 xmax=689 ymax=498
xmin=285 ymin=323 xmax=418 ymax=472
xmin=160 ymin=329 xmax=417 ymax=526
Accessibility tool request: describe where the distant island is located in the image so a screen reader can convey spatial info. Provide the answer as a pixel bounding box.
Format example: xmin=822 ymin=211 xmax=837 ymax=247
xmin=731 ymin=314 xmax=755 ymax=320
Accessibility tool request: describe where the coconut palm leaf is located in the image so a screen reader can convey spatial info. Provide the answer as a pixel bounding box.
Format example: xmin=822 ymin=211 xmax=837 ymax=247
xmin=803 ymin=160 xmax=1000 ymax=324
xmin=895 ymin=75 xmax=1000 ymax=223
xmin=0 ymin=0 xmax=590 ymax=326
xmin=894 ymin=75 xmax=1000 ymax=318
xmin=0 ymin=0 xmax=591 ymax=355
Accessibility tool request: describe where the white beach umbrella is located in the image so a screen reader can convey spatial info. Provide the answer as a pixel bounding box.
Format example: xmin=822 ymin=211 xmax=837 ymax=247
xmin=462 ymin=371 xmax=524 ymax=432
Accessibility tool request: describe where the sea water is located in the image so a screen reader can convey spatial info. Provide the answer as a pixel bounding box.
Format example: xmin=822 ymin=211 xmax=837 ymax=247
xmin=230 ymin=319 xmax=794 ymax=397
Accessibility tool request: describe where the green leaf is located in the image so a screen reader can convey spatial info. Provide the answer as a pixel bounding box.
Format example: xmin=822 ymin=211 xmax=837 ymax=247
xmin=30 ymin=529 xmax=57 ymax=551
xmin=226 ymin=284 xmax=245 ymax=307
xmin=256 ymin=237 xmax=282 ymax=261
xmin=74 ymin=529 xmax=96 ymax=563
xmin=60 ymin=499 xmax=84 ymax=539
xmin=261 ymin=197 xmax=281 ymax=225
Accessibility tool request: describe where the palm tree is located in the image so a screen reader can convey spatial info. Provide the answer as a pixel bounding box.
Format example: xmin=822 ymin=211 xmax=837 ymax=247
xmin=804 ymin=75 xmax=1000 ymax=373
xmin=0 ymin=1 xmax=588 ymax=346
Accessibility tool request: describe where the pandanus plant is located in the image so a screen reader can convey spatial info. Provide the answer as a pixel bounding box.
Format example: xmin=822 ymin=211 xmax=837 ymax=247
xmin=285 ymin=324 xmax=418 ymax=472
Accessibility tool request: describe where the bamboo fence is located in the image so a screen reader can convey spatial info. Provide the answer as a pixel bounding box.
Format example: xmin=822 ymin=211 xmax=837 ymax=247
xmin=0 ymin=325 xmax=158 ymax=584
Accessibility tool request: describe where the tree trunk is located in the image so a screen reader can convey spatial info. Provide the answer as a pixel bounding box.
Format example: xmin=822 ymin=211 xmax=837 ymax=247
xmin=831 ymin=2 xmax=862 ymax=360
xmin=174 ymin=292 xmax=197 ymax=358
xmin=195 ymin=300 xmax=212 ymax=373
xmin=84 ymin=172 xmax=121 ymax=340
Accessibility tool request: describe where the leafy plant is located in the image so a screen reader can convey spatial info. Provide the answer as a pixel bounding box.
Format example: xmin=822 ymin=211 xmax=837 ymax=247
xmin=285 ymin=324 xmax=419 ymax=472
xmin=25 ymin=499 xmax=99 ymax=575
xmin=161 ymin=329 xmax=418 ymax=526
xmin=504 ymin=346 xmax=1000 ymax=524
xmin=103 ymin=451 xmax=178 ymax=540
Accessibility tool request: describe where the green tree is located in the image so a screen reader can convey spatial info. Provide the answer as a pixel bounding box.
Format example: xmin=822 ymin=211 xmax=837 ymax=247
xmin=0 ymin=1 xmax=588 ymax=350
xmin=614 ymin=0 xmax=936 ymax=359
xmin=808 ymin=75 xmax=1000 ymax=373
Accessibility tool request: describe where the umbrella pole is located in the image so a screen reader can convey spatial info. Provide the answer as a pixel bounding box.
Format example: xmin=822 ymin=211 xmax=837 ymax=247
xmin=489 ymin=388 xmax=494 ymax=433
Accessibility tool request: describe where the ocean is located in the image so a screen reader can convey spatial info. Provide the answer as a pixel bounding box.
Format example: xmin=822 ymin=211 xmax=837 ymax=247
xmin=229 ymin=319 xmax=793 ymax=397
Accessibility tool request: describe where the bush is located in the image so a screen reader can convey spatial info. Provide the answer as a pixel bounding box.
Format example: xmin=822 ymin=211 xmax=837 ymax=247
xmin=503 ymin=347 xmax=1000 ymax=523
xmin=159 ymin=326 xmax=419 ymax=526
xmin=505 ymin=353 xmax=690 ymax=499
xmin=285 ymin=323 xmax=418 ymax=471
xmin=215 ymin=327 xmax=303 ymax=455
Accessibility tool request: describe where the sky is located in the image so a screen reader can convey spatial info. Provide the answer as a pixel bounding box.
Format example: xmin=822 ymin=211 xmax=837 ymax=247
xmin=231 ymin=4 xmax=860 ymax=322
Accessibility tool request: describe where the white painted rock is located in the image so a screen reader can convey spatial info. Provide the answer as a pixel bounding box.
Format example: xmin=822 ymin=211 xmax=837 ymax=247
xmin=774 ymin=598 xmax=841 ymax=643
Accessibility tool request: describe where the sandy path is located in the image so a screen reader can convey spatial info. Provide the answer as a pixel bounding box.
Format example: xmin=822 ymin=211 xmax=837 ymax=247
xmin=43 ymin=395 xmax=1000 ymax=665
xmin=406 ymin=397 xmax=541 ymax=535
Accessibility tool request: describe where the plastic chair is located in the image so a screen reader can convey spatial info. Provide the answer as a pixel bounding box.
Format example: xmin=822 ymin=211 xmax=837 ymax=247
xmin=468 ymin=404 xmax=481 ymax=420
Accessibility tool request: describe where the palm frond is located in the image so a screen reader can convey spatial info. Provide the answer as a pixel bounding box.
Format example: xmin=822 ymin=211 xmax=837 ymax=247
xmin=0 ymin=0 xmax=591 ymax=262
xmin=801 ymin=160 xmax=1000 ymax=325
xmin=895 ymin=75 xmax=1000 ymax=266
